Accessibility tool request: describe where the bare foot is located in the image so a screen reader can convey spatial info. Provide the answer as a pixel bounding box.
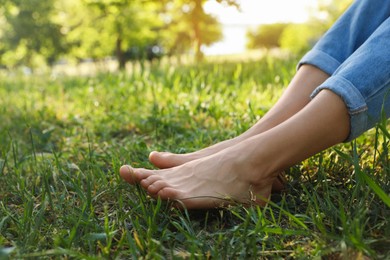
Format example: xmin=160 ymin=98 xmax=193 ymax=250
xmin=120 ymin=90 xmax=350 ymax=209
xmin=149 ymin=150 xmax=286 ymax=192
xmin=120 ymin=144 xmax=279 ymax=209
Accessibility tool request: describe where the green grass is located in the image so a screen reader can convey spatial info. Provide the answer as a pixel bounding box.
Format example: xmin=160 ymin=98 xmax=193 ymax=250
xmin=0 ymin=57 xmax=389 ymax=259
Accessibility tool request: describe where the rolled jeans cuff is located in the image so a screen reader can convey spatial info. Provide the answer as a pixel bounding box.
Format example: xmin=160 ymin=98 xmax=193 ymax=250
xmin=310 ymin=76 xmax=368 ymax=142
xmin=297 ymin=49 xmax=341 ymax=76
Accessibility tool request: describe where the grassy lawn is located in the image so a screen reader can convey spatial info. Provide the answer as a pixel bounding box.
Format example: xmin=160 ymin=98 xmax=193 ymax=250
xmin=0 ymin=56 xmax=389 ymax=259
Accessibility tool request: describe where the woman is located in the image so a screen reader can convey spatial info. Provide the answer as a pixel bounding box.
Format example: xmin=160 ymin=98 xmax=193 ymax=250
xmin=120 ymin=0 xmax=390 ymax=209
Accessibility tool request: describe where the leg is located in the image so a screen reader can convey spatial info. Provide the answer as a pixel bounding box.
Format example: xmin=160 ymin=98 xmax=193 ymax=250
xmin=149 ymin=65 xmax=329 ymax=193
xmin=311 ymin=16 xmax=390 ymax=141
xmin=120 ymin=1 xmax=389 ymax=209
xmin=149 ymin=64 xmax=330 ymax=169
xmin=120 ymin=90 xmax=350 ymax=209
xmin=150 ymin=0 xmax=390 ymax=169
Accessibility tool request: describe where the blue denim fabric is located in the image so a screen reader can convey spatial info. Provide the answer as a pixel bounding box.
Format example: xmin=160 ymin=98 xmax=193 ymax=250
xmin=298 ymin=0 xmax=390 ymax=141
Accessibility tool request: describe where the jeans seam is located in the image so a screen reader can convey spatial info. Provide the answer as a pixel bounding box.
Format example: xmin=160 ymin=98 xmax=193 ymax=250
xmin=350 ymin=106 xmax=368 ymax=115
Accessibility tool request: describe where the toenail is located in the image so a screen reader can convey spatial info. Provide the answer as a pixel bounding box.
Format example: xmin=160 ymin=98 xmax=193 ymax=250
xmin=125 ymin=165 xmax=132 ymax=173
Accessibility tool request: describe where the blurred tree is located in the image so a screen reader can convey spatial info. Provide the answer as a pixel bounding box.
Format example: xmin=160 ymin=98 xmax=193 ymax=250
xmin=54 ymin=0 xmax=111 ymax=63
xmin=279 ymin=23 xmax=318 ymax=54
xmin=72 ymin=0 xmax=162 ymax=69
xmin=161 ymin=0 xmax=238 ymax=61
xmin=316 ymin=0 xmax=353 ymax=27
xmin=188 ymin=0 xmax=220 ymax=61
xmin=246 ymin=23 xmax=289 ymax=49
xmin=0 ymin=0 xmax=241 ymax=69
xmin=0 ymin=4 xmax=8 ymax=67
xmin=0 ymin=0 xmax=68 ymax=68
xmin=280 ymin=0 xmax=353 ymax=53
xmin=246 ymin=0 xmax=353 ymax=55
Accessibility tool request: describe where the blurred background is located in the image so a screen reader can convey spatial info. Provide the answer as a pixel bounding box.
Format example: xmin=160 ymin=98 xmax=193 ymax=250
xmin=0 ymin=0 xmax=352 ymax=74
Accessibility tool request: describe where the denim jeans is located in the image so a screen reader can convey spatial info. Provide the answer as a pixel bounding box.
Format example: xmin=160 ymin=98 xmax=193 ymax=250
xmin=298 ymin=0 xmax=390 ymax=141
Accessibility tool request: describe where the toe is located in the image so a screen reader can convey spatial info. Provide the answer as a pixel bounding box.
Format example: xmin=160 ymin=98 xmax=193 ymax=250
xmin=119 ymin=165 xmax=137 ymax=184
xmin=148 ymin=151 xmax=158 ymax=162
xmin=147 ymin=180 xmax=169 ymax=195
xmin=119 ymin=165 xmax=154 ymax=184
xmin=140 ymin=175 xmax=161 ymax=189
xmin=149 ymin=151 xmax=173 ymax=169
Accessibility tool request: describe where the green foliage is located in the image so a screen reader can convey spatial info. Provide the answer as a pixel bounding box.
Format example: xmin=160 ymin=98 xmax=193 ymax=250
xmin=0 ymin=0 xmax=68 ymax=67
xmin=316 ymin=0 xmax=353 ymax=27
xmin=278 ymin=0 xmax=353 ymax=54
xmin=246 ymin=0 xmax=354 ymax=55
xmin=279 ymin=23 xmax=322 ymax=54
xmin=0 ymin=0 xmax=240 ymax=68
xmin=160 ymin=0 xmax=226 ymax=61
xmin=56 ymin=0 xmax=163 ymax=69
xmin=246 ymin=22 xmax=322 ymax=54
xmin=54 ymin=0 xmax=112 ymax=61
xmin=0 ymin=56 xmax=389 ymax=258
xmin=246 ymin=23 xmax=289 ymax=49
